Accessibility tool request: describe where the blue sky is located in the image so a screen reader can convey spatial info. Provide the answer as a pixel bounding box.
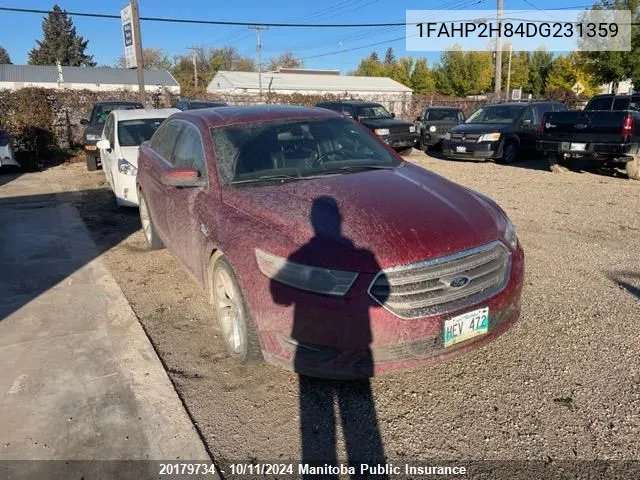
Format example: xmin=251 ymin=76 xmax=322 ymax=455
xmin=1 ymin=0 xmax=590 ymax=72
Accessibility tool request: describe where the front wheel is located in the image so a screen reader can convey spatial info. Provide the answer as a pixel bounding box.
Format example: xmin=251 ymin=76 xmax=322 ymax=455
xmin=211 ymin=256 xmax=263 ymax=365
xmin=498 ymin=141 xmax=518 ymax=164
xmin=626 ymin=154 xmax=640 ymax=180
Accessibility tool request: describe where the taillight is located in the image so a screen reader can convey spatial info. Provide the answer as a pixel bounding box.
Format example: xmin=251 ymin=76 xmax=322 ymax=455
xmin=538 ymin=115 xmax=546 ymax=134
xmin=622 ymin=115 xmax=634 ymax=135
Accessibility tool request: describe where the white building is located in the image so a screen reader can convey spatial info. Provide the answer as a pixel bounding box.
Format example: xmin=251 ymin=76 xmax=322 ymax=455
xmin=0 ymin=64 xmax=180 ymax=94
xmin=207 ymin=69 xmax=413 ymax=113
xmin=599 ymin=79 xmax=634 ymax=95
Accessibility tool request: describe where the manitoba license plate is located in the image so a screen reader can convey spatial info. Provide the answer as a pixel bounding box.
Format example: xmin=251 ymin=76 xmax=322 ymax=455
xmin=443 ymin=307 xmax=489 ymax=348
xmin=455 ymin=146 xmax=467 ymax=153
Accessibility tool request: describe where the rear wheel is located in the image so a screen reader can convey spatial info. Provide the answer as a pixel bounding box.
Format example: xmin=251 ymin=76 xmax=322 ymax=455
xmin=211 ymin=256 xmax=263 ymax=365
xmin=138 ymin=190 xmax=164 ymax=250
xmin=626 ymin=154 xmax=640 ymax=180
xmin=86 ymin=153 xmax=98 ymax=171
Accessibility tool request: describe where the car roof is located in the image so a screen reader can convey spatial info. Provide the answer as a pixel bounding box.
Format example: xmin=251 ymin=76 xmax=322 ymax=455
xmin=172 ymin=104 xmax=340 ymax=128
xmin=95 ymin=100 xmax=143 ymax=106
xmin=111 ymin=108 xmax=180 ymax=121
xmin=425 ymin=106 xmax=462 ymax=110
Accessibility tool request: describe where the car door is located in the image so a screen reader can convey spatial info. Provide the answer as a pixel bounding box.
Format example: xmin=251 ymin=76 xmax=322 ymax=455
xmin=517 ymin=105 xmax=538 ymax=152
xmin=143 ymin=119 xmax=184 ymax=245
xmin=165 ymin=120 xmax=210 ymax=281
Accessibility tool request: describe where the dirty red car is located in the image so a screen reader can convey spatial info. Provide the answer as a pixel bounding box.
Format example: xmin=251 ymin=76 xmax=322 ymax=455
xmin=135 ymin=105 xmax=525 ymax=379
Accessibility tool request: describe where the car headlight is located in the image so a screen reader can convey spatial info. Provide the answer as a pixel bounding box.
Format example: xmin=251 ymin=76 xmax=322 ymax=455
xmin=503 ymin=217 xmax=518 ymax=250
xmin=444 ymin=132 xmax=451 ymax=140
xmin=86 ymin=134 xmax=101 ymax=141
xmin=409 ymin=125 xmax=416 ymax=133
xmin=429 ymin=125 xmax=437 ymax=133
xmin=478 ymin=132 xmax=501 ymax=142
xmin=255 ymin=248 xmax=359 ymax=297
xmin=374 ymin=128 xmax=390 ymax=136
xmin=118 ymin=158 xmax=137 ymax=176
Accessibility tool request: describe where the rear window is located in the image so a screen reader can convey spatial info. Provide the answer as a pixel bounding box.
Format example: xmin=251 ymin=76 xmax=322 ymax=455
xmin=586 ymin=97 xmax=614 ymax=110
xmin=613 ymin=97 xmax=631 ymax=110
xmin=425 ymin=109 xmax=460 ymax=121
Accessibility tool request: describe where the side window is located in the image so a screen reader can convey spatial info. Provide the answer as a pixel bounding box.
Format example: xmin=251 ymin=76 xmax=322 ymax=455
xmin=587 ymin=96 xmax=613 ymax=110
xmin=150 ymin=120 xmax=183 ymax=161
xmin=340 ymin=105 xmax=355 ymax=118
xmin=521 ymin=107 xmax=536 ymax=125
xmin=173 ymin=124 xmax=206 ymax=176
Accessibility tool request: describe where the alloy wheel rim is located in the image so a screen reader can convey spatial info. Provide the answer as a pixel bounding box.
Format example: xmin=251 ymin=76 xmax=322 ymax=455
xmin=139 ymin=196 xmax=152 ymax=244
xmin=214 ymin=268 xmax=246 ymax=355
xmin=505 ymin=144 xmax=516 ymax=163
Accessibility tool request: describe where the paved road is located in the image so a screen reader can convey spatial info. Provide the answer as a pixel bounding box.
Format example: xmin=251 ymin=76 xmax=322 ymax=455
xmin=0 ymin=171 xmax=215 ymax=480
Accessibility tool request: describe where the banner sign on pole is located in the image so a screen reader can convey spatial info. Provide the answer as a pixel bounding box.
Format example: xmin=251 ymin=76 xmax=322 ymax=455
xmin=121 ymin=4 xmax=137 ymax=69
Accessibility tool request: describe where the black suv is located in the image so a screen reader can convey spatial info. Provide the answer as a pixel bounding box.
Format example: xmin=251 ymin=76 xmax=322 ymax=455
xmin=415 ymin=106 xmax=465 ymax=150
xmin=173 ymin=98 xmax=228 ymax=111
xmin=80 ymin=100 xmax=143 ymax=171
xmin=315 ymin=100 xmax=419 ymax=154
xmin=442 ymin=100 xmax=568 ymax=163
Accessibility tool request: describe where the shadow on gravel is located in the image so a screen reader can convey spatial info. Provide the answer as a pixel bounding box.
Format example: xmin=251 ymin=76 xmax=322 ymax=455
xmin=0 ymin=166 xmax=22 ymax=187
xmin=609 ymin=271 xmax=640 ymax=301
xmin=270 ymin=196 xmax=388 ymax=478
xmin=0 ymin=186 xmax=140 ymax=323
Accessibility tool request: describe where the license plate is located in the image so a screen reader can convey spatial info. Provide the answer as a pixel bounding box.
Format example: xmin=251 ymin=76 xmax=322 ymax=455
xmin=443 ymin=307 xmax=489 ymax=348
xmin=85 ymin=145 xmax=97 ymax=151
xmin=570 ymin=143 xmax=586 ymax=151
xmin=455 ymin=146 xmax=467 ymax=153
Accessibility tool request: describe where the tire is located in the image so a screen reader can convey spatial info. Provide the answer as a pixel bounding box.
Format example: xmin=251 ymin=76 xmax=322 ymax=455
xmin=138 ymin=189 xmax=164 ymax=250
xmin=211 ymin=256 xmax=263 ymax=365
xmin=397 ymin=147 xmax=414 ymax=156
xmin=86 ymin=153 xmax=98 ymax=171
xmin=499 ymin=141 xmax=518 ymax=164
xmin=626 ymin=154 xmax=640 ymax=180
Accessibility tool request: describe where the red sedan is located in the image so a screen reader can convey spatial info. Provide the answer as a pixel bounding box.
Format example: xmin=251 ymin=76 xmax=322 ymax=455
xmin=135 ymin=105 xmax=525 ymax=379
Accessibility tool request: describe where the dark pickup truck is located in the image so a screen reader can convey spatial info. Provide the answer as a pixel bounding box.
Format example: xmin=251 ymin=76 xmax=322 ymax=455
xmin=537 ymin=94 xmax=640 ymax=180
xmin=315 ymin=100 xmax=419 ymax=155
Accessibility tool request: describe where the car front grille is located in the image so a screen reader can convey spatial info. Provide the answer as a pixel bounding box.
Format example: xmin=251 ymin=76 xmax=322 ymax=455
xmin=368 ymin=241 xmax=511 ymax=319
xmin=390 ymin=126 xmax=415 ymax=135
xmin=451 ymin=133 xmax=481 ymax=141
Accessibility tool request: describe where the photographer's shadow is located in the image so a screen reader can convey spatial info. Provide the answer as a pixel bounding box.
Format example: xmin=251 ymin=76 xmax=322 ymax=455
xmin=270 ymin=196 xmax=389 ymax=479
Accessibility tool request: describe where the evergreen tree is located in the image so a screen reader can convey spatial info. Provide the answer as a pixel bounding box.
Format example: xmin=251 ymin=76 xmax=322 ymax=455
xmin=369 ymin=51 xmax=379 ymax=62
xmin=0 ymin=46 xmax=11 ymax=64
xmin=384 ymin=47 xmax=396 ymax=66
xmin=28 ymin=5 xmax=96 ymax=66
xmin=410 ymin=58 xmax=435 ymax=93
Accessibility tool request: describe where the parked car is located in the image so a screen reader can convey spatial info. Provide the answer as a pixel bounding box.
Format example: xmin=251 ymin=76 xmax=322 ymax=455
xmin=415 ymin=106 xmax=465 ymax=150
xmin=537 ymin=93 xmax=640 ymax=180
xmin=315 ymin=100 xmax=419 ymax=155
xmin=96 ymin=108 xmax=178 ymax=207
xmin=442 ymin=101 xmax=568 ymax=163
xmin=173 ymin=98 xmax=228 ymax=111
xmin=135 ymin=105 xmax=525 ymax=379
xmin=0 ymin=124 xmax=19 ymax=169
xmin=81 ymin=100 xmax=144 ymax=171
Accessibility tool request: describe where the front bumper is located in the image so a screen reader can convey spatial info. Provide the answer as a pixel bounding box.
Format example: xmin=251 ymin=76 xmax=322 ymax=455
xmin=537 ymin=140 xmax=635 ymax=161
xmin=114 ymin=172 xmax=139 ymax=206
xmin=380 ymin=133 xmax=420 ymax=150
xmin=423 ymin=133 xmax=447 ymax=146
xmin=247 ymin=244 xmax=525 ymax=379
xmin=442 ymin=139 xmax=502 ymax=161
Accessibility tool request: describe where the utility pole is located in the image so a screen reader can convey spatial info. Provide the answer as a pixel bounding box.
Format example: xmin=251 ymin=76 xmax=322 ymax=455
xmin=130 ymin=0 xmax=146 ymax=103
xmin=494 ymin=0 xmax=503 ymax=101
xmin=248 ymin=25 xmax=267 ymax=98
xmin=188 ymin=47 xmax=199 ymax=90
xmin=505 ymin=43 xmax=513 ymax=101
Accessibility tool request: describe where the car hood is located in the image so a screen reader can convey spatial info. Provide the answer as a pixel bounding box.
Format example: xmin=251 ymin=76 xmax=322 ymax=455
xmin=119 ymin=146 xmax=141 ymax=166
xmin=84 ymin=124 xmax=104 ymax=137
xmin=222 ymin=163 xmax=506 ymax=271
xmin=451 ymin=123 xmax=514 ymax=134
xmin=359 ymin=118 xmax=414 ymax=129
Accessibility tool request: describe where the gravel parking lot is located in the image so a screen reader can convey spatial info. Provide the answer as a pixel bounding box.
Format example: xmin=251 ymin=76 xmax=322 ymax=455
xmin=31 ymin=151 xmax=640 ymax=471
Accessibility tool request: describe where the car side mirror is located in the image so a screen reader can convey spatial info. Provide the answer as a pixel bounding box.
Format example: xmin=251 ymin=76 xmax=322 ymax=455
xmin=161 ymin=167 xmax=206 ymax=188
xmin=391 ymin=112 xmax=396 ymax=118
xmin=96 ymin=139 xmax=111 ymax=151
xmin=80 ymin=119 xmax=89 ymax=126
xmin=416 ymin=115 xmax=421 ymax=121
xmin=521 ymin=119 xmax=533 ymax=127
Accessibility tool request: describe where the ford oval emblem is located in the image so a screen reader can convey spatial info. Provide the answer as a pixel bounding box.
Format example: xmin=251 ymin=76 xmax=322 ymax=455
xmin=449 ymin=276 xmax=470 ymax=288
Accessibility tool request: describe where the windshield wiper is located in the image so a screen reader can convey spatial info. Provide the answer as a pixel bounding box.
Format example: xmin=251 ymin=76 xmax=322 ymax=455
xmin=229 ymin=174 xmax=304 ymax=185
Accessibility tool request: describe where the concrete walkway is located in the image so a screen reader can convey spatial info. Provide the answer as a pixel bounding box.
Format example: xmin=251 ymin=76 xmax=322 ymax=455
xmin=0 ymin=172 xmax=216 ymax=479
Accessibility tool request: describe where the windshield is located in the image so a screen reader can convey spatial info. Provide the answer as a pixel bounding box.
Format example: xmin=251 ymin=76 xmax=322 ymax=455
xmin=211 ymin=117 xmax=401 ymax=186
xmin=426 ymin=109 xmax=460 ymax=121
xmin=117 ymin=118 xmax=167 ymax=147
xmin=465 ymin=105 xmax=525 ymax=124
xmin=91 ymin=104 xmax=141 ymax=124
xmin=355 ymin=105 xmax=392 ymax=119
